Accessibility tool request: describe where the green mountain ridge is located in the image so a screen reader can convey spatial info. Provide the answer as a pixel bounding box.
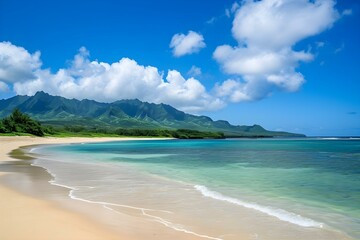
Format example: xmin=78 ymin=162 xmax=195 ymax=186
xmin=0 ymin=91 xmax=305 ymax=137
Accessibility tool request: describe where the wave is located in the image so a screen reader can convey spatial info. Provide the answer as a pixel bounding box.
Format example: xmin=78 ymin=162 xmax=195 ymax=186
xmin=320 ymin=138 xmax=341 ymax=140
xmin=319 ymin=137 xmax=360 ymax=140
xmin=194 ymin=185 xmax=323 ymax=228
xmin=49 ymin=179 xmax=221 ymax=240
xmin=29 ymin=147 xmax=38 ymax=153
xmin=34 ymin=160 xmax=221 ymax=240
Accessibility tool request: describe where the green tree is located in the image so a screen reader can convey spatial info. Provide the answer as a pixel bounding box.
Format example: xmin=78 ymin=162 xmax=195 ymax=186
xmin=1 ymin=109 xmax=44 ymax=136
xmin=0 ymin=120 xmax=6 ymax=133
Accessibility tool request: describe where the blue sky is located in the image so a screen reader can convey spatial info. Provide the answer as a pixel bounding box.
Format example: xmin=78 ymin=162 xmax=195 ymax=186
xmin=0 ymin=0 xmax=359 ymax=136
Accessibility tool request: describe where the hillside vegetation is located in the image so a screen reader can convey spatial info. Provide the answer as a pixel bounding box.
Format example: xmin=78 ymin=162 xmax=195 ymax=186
xmin=0 ymin=92 xmax=305 ymax=137
xmin=0 ymin=109 xmax=224 ymax=139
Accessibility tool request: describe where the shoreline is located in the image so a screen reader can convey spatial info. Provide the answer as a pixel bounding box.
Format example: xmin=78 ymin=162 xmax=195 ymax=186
xmin=0 ymin=136 xmax=201 ymax=240
xmin=1 ymin=136 xmax=355 ymax=240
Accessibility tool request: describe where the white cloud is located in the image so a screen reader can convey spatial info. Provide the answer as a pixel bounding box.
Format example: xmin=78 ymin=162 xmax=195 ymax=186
xmin=342 ymin=9 xmax=352 ymax=16
xmin=1 ymin=0 xmax=342 ymax=115
xmin=225 ymin=8 xmax=231 ymax=18
xmin=187 ymin=65 xmax=202 ymax=77
xmin=231 ymin=2 xmax=240 ymax=13
xmin=160 ymin=70 xmax=224 ymax=112
xmin=226 ymin=2 xmax=240 ymax=18
xmin=215 ymin=78 xmax=276 ymax=102
xmin=231 ymin=0 xmax=339 ymax=50
xmin=214 ymin=0 xmax=339 ymax=101
xmin=214 ymin=46 xmax=313 ymax=77
xmin=169 ymin=31 xmax=206 ymax=57
xmin=206 ymin=17 xmax=216 ymax=24
xmin=4 ymin=43 xmax=223 ymax=113
xmin=0 ymin=81 xmax=9 ymax=92
xmin=316 ymin=41 xmax=325 ymax=48
xmin=0 ymin=41 xmax=42 ymax=83
xmin=215 ymin=79 xmax=251 ymax=102
xmin=334 ymin=43 xmax=345 ymax=54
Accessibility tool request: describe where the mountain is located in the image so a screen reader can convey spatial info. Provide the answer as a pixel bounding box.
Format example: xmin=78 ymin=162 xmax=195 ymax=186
xmin=0 ymin=91 xmax=304 ymax=137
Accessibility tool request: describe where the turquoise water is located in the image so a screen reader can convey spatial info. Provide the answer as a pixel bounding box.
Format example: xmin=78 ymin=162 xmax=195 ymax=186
xmin=34 ymin=138 xmax=360 ymax=239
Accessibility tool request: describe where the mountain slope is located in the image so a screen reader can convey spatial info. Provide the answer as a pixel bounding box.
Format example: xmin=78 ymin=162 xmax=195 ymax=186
xmin=0 ymin=92 xmax=304 ymax=137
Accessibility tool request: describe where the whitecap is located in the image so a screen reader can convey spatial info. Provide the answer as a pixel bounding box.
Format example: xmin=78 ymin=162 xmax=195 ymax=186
xmin=194 ymin=185 xmax=323 ymax=228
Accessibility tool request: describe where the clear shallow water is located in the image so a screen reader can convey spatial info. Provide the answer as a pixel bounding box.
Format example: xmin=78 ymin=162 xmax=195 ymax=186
xmin=33 ymin=139 xmax=360 ymax=239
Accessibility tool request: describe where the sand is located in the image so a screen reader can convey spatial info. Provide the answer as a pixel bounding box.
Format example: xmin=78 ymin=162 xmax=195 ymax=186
xmin=0 ymin=136 xmax=160 ymax=162
xmin=0 ymin=180 xmax=125 ymax=240
xmin=0 ymin=136 xmax=199 ymax=240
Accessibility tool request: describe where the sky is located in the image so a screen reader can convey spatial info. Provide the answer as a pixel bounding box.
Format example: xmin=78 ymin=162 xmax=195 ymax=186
xmin=0 ymin=0 xmax=359 ymax=136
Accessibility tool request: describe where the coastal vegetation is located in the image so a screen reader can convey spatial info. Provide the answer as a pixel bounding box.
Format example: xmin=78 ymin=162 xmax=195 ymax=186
xmin=0 ymin=109 xmax=224 ymax=139
xmin=50 ymin=126 xmax=224 ymax=139
xmin=0 ymin=109 xmax=45 ymax=136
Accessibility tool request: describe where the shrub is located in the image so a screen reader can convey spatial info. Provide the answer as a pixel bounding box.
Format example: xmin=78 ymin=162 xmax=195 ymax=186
xmin=1 ymin=109 xmax=44 ymax=136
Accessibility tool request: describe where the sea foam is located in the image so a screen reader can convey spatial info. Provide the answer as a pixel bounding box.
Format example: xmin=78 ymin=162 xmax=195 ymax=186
xmin=46 ymin=172 xmax=221 ymax=240
xmin=194 ymin=185 xmax=323 ymax=228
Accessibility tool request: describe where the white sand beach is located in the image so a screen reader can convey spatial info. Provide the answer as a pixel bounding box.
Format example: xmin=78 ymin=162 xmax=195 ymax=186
xmin=0 ymin=136 xmax=201 ymax=240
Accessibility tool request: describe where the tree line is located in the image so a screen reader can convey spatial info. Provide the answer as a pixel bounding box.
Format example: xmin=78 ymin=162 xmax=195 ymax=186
xmin=0 ymin=109 xmax=45 ymax=136
xmin=0 ymin=109 xmax=224 ymax=139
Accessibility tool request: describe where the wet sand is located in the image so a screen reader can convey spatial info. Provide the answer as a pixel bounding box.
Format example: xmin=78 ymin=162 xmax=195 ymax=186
xmin=0 ymin=136 xmax=200 ymax=240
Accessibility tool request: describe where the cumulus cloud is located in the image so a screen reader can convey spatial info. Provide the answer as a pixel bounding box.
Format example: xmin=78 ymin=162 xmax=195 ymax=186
xmin=170 ymin=31 xmax=206 ymax=57
xmin=214 ymin=0 xmax=339 ymax=101
xmin=0 ymin=0 xmax=342 ymax=113
xmin=187 ymin=65 xmax=202 ymax=77
xmin=214 ymin=46 xmax=313 ymax=77
xmin=231 ymin=0 xmax=338 ymax=50
xmin=160 ymin=70 xmax=224 ymax=112
xmin=0 ymin=81 xmax=9 ymax=92
xmin=3 ymin=42 xmax=223 ymax=113
xmin=0 ymin=41 xmax=42 ymax=83
xmin=215 ymin=79 xmax=251 ymax=102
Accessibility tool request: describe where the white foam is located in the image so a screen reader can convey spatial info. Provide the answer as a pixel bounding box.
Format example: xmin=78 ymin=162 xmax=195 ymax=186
xmin=68 ymin=190 xmax=171 ymax=213
xmin=32 ymin=160 xmax=172 ymax=214
xmin=113 ymin=153 xmax=174 ymax=159
xmin=48 ymin=179 xmax=221 ymax=239
xmin=105 ymin=205 xmax=222 ymax=240
xmin=39 ymin=161 xmax=221 ymax=240
xmin=194 ymin=185 xmax=323 ymax=228
xmin=142 ymin=210 xmax=223 ymax=240
xmin=29 ymin=147 xmax=38 ymax=153
xmin=50 ymin=178 xmax=222 ymax=240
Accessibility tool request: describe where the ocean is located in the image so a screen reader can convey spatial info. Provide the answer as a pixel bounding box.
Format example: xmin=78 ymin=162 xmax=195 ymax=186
xmin=31 ymin=138 xmax=360 ymax=240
